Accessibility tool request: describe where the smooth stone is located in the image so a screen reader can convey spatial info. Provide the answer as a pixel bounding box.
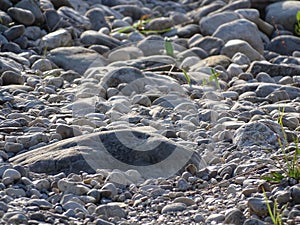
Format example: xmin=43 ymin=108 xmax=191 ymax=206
xmin=224 ymin=208 xmax=246 ymax=225
xmin=189 ymin=36 xmax=224 ymax=55
xmin=5 ymin=187 xmax=26 ymax=197
xmin=248 ymin=197 xmax=273 ymax=217
xmin=213 ymin=19 xmax=264 ymax=54
xmin=266 ymin=35 xmax=300 ymax=56
xmin=63 ymin=201 xmax=89 ymax=214
xmin=16 ymin=133 xmax=48 ymax=149
xmin=56 ymin=124 xmax=77 ymax=139
xmin=265 ymin=1 xmax=300 ymax=32
xmin=57 ymin=179 xmax=90 ymax=195
xmin=247 ymin=61 xmax=300 ymax=77
xmin=177 ymin=24 xmax=200 ymax=38
xmin=233 ymin=119 xmax=285 ymax=150
xmin=173 ymin=197 xmax=195 ymax=206
xmin=31 ymin=58 xmax=52 ymax=72
xmin=80 ymin=30 xmax=121 ymax=49
xmin=191 ymin=55 xmax=231 ymax=70
xmin=41 ymin=28 xmax=72 ymax=50
xmin=205 ymin=214 xmax=225 ymax=223
xmin=15 ymin=0 xmax=44 ymax=25
xmin=291 ymin=186 xmax=300 ymax=204
xmin=44 ymin=9 xmax=62 ymax=32
xmin=95 ymin=204 xmax=126 ymax=219
xmin=7 ymin=7 xmax=35 ymax=26
xmin=32 ymin=179 xmax=50 ymax=191
xmin=27 ymin=199 xmax=52 ymax=209
xmin=137 ymin=36 xmax=165 ymax=56
xmin=112 ymin=5 xmax=146 ymax=20
xmin=144 ymin=17 xmax=174 ymax=31
xmin=7 ymin=214 xmax=28 ymax=224
xmin=3 ymin=25 xmax=25 ymax=41
xmin=256 ymin=72 xmax=275 ymax=83
xmin=221 ymin=39 xmax=263 ymax=61
xmin=101 ymin=183 xmax=117 ymax=198
xmin=1 ymin=70 xmax=24 ymax=85
xmin=0 ymin=0 xmax=12 ymax=11
xmin=10 ymin=128 xmax=205 ymax=178
xmin=199 ymin=11 xmax=241 ymax=35
xmin=4 ymin=142 xmax=23 ymax=153
xmin=2 ymin=168 xmax=21 ymax=181
xmin=85 ymin=8 xmax=109 ymax=31
xmin=243 ymin=218 xmax=267 ymax=225
xmin=161 ymin=202 xmax=187 ymax=214
xmin=57 ymin=6 xmax=91 ymax=30
xmin=48 ymin=46 xmax=107 ymax=74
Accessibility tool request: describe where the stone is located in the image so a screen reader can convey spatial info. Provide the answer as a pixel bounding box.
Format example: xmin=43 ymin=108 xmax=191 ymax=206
xmin=15 ymin=0 xmax=44 ymax=25
xmin=243 ymin=218 xmax=267 ymax=225
xmin=189 ymin=36 xmax=224 ymax=55
xmin=291 ymin=186 xmax=300 ymax=204
xmin=95 ymin=204 xmax=126 ymax=219
xmin=1 ymin=70 xmax=24 ymax=85
xmin=199 ymin=11 xmax=241 ymax=35
xmin=144 ymin=17 xmax=174 ymax=31
xmin=205 ymin=214 xmax=225 ymax=223
xmin=265 ymin=1 xmax=300 ymax=32
xmin=47 ymin=47 xmax=107 ymax=74
xmin=221 ymin=39 xmax=263 ymax=61
xmin=213 ymin=19 xmax=264 ymax=54
xmin=112 ymin=5 xmax=145 ymax=20
xmin=266 ymin=35 xmax=300 ymax=56
xmin=7 ymin=7 xmax=35 ymax=26
xmin=57 ymin=6 xmax=91 ymax=30
xmin=173 ymin=197 xmax=195 ymax=206
xmin=248 ymin=197 xmax=273 ymax=217
xmin=31 ymin=59 xmax=53 ymax=72
xmin=10 ymin=128 xmax=205 ymax=178
xmin=191 ymin=55 xmax=231 ymax=70
xmin=80 ymin=30 xmax=122 ymax=49
xmin=101 ymin=183 xmax=118 ymax=198
xmin=161 ymin=203 xmax=187 ymax=214
xmin=2 ymin=168 xmax=21 ymax=182
xmin=56 ymin=124 xmax=76 ymax=139
xmin=224 ymin=208 xmax=246 ymax=225
xmin=177 ymin=24 xmax=200 ymax=38
xmin=7 ymin=214 xmax=28 ymax=224
xmin=3 ymin=25 xmax=25 ymax=41
xmin=247 ymin=61 xmax=300 ymax=77
xmin=4 ymin=142 xmax=23 ymax=153
xmin=44 ymin=9 xmax=62 ymax=32
xmin=24 ymin=26 xmax=45 ymax=40
xmin=233 ymin=119 xmax=286 ymax=150
xmin=0 ymin=0 xmax=12 ymax=11
xmin=41 ymin=28 xmax=72 ymax=50
xmin=5 ymin=187 xmax=26 ymax=197
xmin=85 ymin=8 xmax=109 ymax=31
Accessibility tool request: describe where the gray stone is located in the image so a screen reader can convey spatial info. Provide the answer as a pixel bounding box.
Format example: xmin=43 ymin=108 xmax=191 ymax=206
xmin=56 ymin=124 xmax=76 ymax=139
xmin=57 ymin=179 xmax=90 ymax=195
xmin=224 ymin=208 xmax=246 ymax=225
xmin=57 ymin=6 xmax=91 ymax=30
xmin=2 ymin=168 xmax=21 ymax=182
xmin=191 ymin=55 xmax=231 ymax=70
xmin=101 ymin=182 xmax=118 ymax=198
xmin=95 ymin=204 xmax=126 ymax=219
xmin=266 ymin=35 xmax=300 ymax=56
xmin=10 ymin=128 xmax=205 ymax=179
xmin=112 ymin=5 xmax=145 ymax=20
xmin=291 ymin=186 xmax=300 ymax=204
xmin=5 ymin=187 xmax=26 ymax=197
xmin=7 ymin=7 xmax=35 ymax=26
xmin=63 ymin=201 xmax=89 ymax=214
xmin=44 ymin=9 xmax=62 ymax=32
xmin=256 ymin=72 xmax=275 ymax=83
xmin=81 ymin=30 xmax=122 ymax=49
xmin=7 ymin=214 xmax=28 ymax=224
xmin=0 ymin=0 xmax=12 ymax=11
xmin=243 ymin=218 xmax=266 ymax=225
xmin=3 ymin=25 xmax=25 ymax=41
xmin=4 ymin=142 xmax=23 ymax=153
xmin=221 ymin=39 xmax=263 ymax=61
xmin=161 ymin=202 xmax=187 ymax=214
xmin=85 ymin=8 xmax=109 ymax=31
xmin=144 ymin=17 xmax=174 ymax=31
xmin=41 ymin=28 xmax=72 ymax=50
xmin=213 ymin=19 xmax=264 ymax=54
xmin=177 ymin=24 xmax=200 ymax=38
xmin=189 ymin=36 xmax=224 ymax=56
xmin=265 ymin=1 xmax=300 ymax=32
xmin=205 ymin=214 xmax=225 ymax=223
xmin=1 ymin=70 xmax=24 ymax=85
xmin=15 ymin=0 xmax=44 ymax=25
xmin=199 ymin=11 xmax=241 ymax=35
xmin=31 ymin=58 xmax=53 ymax=72
xmin=248 ymin=197 xmax=273 ymax=217
xmin=233 ymin=119 xmax=286 ymax=150
xmin=24 ymin=26 xmax=45 ymax=40
xmin=47 ymin=46 xmax=107 ymax=74
xmin=247 ymin=61 xmax=300 ymax=77
xmin=173 ymin=197 xmax=195 ymax=206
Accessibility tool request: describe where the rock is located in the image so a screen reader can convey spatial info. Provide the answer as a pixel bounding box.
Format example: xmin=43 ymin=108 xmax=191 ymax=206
xmin=243 ymin=218 xmax=267 ymax=225
xmin=7 ymin=7 xmax=35 ymax=26
xmin=101 ymin=183 xmax=118 ymax=198
xmin=144 ymin=17 xmax=174 ymax=31
xmin=213 ymin=19 xmax=264 ymax=54
xmin=80 ymin=30 xmax=122 ymax=49
xmin=173 ymin=197 xmax=195 ymax=206
xmin=3 ymin=25 xmax=25 ymax=41
xmin=266 ymin=35 xmax=300 ymax=56
xmin=57 ymin=6 xmax=91 ymax=31
xmin=10 ymin=128 xmax=205 ymax=178
xmin=189 ymin=36 xmax=224 ymax=56
xmin=221 ymin=39 xmax=263 ymax=61
xmin=95 ymin=204 xmax=126 ymax=219
xmin=265 ymin=1 xmax=300 ymax=33
xmin=47 ymin=46 xmax=107 ymax=74
xmin=177 ymin=24 xmax=200 ymax=38
xmin=1 ymin=70 xmax=24 ymax=85
xmin=205 ymin=214 xmax=225 ymax=223
xmin=224 ymin=208 xmax=246 ymax=225
xmin=63 ymin=201 xmax=89 ymax=214
xmin=85 ymin=8 xmax=109 ymax=31
xmin=248 ymin=197 xmax=273 ymax=217
xmin=4 ymin=142 xmax=24 ymax=153
xmin=5 ymin=187 xmax=26 ymax=197
xmin=199 ymin=11 xmax=241 ymax=35
xmin=24 ymin=26 xmax=45 ymax=40
xmin=191 ymin=55 xmax=231 ymax=70
xmin=49 ymin=0 xmax=73 ymax=8
xmin=233 ymin=119 xmax=286 ymax=150
xmin=0 ymin=0 xmax=12 ymax=11
xmin=31 ymin=58 xmax=53 ymax=72
xmin=112 ymin=5 xmax=145 ymax=20
xmin=2 ymin=168 xmax=21 ymax=182
xmin=15 ymin=0 xmax=44 ymax=25
xmin=291 ymin=185 xmax=300 ymax=204
xmin=7 ymin=214 xmax=28 ymax=224
xmin=56 ymin=124 xmax=76 ymax=139
xmin=161 ymin=202 xmax=187 ymax=214
xmin=41 ymin=28 xmax=72 ymax=50
xmin=57 ymin=179 xmax=90 ymax=195
xmin=44 ymin=9 xmax=62 ymax=32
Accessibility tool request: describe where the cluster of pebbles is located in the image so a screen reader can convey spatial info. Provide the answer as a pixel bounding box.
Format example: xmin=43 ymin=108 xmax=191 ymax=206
xmin=0 ymin=0 xmax=300 ymax=224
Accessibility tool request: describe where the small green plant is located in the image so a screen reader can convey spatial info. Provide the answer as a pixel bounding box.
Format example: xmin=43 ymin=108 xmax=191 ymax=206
xmin=262 ymin=107 xmax=300 ymax=183
xmin=113 ymin=15 xmax=173 ymax=35
xmin=262 ymin=188 xmax=284 ymax=225
xmin=163 ymin=38 xmax=191 ymax=85
xmin=202 ymin=68 xmax=221 ymax=89
xmin=295 ymin=11 xmax=300 ymax=36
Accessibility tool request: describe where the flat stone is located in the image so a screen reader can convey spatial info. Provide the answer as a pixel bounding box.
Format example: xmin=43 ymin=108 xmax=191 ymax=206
xmin=161 ymin=202 xmax=187 ymax=214
xmin=7 ymin=7 xmax=35 ymax=26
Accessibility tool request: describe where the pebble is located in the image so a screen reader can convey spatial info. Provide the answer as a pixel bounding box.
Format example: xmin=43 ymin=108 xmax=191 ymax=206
xmin=161 ymin=203 xmax=187 ymax=214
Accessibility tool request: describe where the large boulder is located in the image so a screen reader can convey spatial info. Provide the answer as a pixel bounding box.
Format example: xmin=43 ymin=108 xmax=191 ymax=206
xmin=10 ymin=128 xmax=206 ymax=179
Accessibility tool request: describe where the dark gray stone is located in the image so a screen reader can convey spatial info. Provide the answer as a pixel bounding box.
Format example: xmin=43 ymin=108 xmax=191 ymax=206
xmin=15 ymin=0 xmax=45 ymax=25
xmin=3 ymin=25 xmax=25 ymax=41
xmin=80 ymin=30 xmax=122 ymax=49
xmin=266 ymin=35 xmax=300 ymax=56
xmin=189 ymin=36 xmax=224 ymax=55
xmin=85 ymin=8 xmax=109 ymax=31
xmin=7 ymin=7 xmax=35 ymax=26
xmin=1 ymin=70 xmax=24 ymax=85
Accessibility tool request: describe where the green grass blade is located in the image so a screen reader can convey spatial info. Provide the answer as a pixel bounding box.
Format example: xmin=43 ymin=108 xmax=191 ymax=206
xmin=164 ymin=37 xmax=174 ymax=57
xmin=181 ymin=68 xmax=191 ymax=85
